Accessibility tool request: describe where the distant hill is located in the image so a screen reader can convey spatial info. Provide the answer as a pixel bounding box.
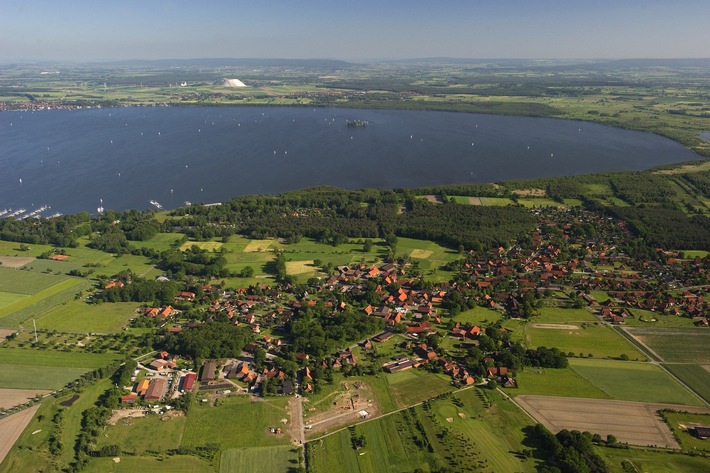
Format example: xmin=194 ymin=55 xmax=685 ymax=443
xmin=107 ymin=58 xmax=354 ymax=69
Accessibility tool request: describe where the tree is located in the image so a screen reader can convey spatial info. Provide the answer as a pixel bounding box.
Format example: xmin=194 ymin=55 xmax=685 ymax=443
xmin=239 ymin=266 xmax=255 ymax=278
xmin=363 ymin=238 xmax=373 ymax=253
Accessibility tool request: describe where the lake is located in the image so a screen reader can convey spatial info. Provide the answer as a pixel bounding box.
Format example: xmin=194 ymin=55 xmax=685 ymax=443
xmin=0 ymin=106 xmax=699 ymax=215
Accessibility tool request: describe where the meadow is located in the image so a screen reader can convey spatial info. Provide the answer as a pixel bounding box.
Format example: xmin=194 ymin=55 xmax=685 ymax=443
xmin=0 ymin=349 xmax=119 ymax=389
xmin=568 ymin=359 xmax=703 ymax=406
xmin=662 ymin=412 xmax=710 ymax=451
xmin=219 ymin=445 xmax=298 ymax=473
xmin=513 ymin=366 xmax=609 ymax=399
xmin=83 ymin=456 xmax=214 ymax=473
xmin=523 ymin=322 xmax=647 ymax=360
xmin=34 ymin=300 xmax=141 ymax=333
xmin=181 ymin=395 xmax=292 ymax=448
xmin=663 ymin=364 xmax=710 ymax=404
xmin=625 ymin=327 xmax=710 ymax=363
xmin=600 ymin=446 xmax=710 ymax=473
xmin=308 ymin=388 xmax=536 ymax=473
xmin=96 ymin=414 xmax=188 ymax=454
xmin=385 ymin=369 xmax=454 ymax=408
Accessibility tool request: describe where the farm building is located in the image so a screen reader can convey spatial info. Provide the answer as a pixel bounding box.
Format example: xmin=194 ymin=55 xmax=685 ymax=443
xmin=136 ymin=378 xmax=150 ymax=396
xmin=144 ymin=378 xmax=168 ymax=401
xmin=693 ymin=426 xmax=710 ymax=439
xmin=201 ymin=361 xmax=217 ymax=382
xmin=181 ymin=372 xmax=197 ymax=391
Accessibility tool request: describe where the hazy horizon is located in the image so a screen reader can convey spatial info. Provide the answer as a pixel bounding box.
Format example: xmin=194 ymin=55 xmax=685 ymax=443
xmin=2 ymin=0 xmax=709 ymax=63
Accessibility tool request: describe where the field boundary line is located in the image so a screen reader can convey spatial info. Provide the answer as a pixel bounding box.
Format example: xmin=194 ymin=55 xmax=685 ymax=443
xmin=614 ymin=326 xmax=664 ymax=363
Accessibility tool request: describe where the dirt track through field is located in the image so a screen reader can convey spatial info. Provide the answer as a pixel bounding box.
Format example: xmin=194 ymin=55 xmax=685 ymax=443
xmin=532 ymin=324 xmax=579 ymax=330
xmin=0 ymin=404 xmax=40 ymax=465
xmin=516 ymin=395 xmax=710 ymax=448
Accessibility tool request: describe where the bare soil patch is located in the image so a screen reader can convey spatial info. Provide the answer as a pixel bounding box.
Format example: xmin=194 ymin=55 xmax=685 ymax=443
xmin=512 ymin=188 xmax=547 ymax=197
xmin=244 ymin=240 xmax=274 ymax=252
xmin=516 ymin=395 xmax=710 ymax=448
xmin=532 ymin=324 xmax=580 ymax=330
xmin=424 ymin=195 xmax=442 ymax=204
xmin=0 ymin=256 xmax=35 ymax=269
xmin=410 ymin=249 xmax=433 ymax=259
xmin=107 ymin=408 xmax=148 ymax=425
xmin=286 ymin=260 xmax=316 ymax=275
xmin=0 ymin=388 xmax=50 ymax=410
xmin=0 ymin=404 xmax=40 ymax=465
xmin=304 ymin=381 xmax=380 ymax=434
xmin=468 ymin=197 xmax=483 ymax=205
xmin=0 ymin=329 xmax=17 ymax=340
xmin=703 ymin=365 xmax=710 ymax=374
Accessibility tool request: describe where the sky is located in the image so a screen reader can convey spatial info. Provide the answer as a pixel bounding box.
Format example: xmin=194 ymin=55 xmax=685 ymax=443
xmin=1 ymin=0 xmax=709 ymax=62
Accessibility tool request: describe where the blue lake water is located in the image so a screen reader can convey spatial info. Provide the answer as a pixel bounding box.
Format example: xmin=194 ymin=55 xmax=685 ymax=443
xmin=0 ymin=106 xmax=699 ymax=215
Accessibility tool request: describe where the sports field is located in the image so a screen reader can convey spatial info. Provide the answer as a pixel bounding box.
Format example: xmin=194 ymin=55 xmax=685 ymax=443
xmin=515 ymin=395 xmax=708 ymax=448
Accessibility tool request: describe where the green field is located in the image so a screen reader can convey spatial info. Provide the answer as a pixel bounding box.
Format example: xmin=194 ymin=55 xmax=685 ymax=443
xmin=569 ymin=359 xmax=703 ymax=406
xmin=513 ymin=366 xmax=610 ymax=399
xmin=662 ymin=412 xmax=710 ymax=451
xmin=35 ymin=300 xmax=141 ymax=333
xmin=0 ymin=277 xmax=92 ymax=327
xmin=625 ymin=327 xmax=710 ymax=363
xmin=454 ymin=305 xmax=503 ymax=325
xmin=219 ymin=446 xmax=298 ymax=473
xmin=533 ymin=307 xmax=600 ymax=324
xmin=0 ymin=292 xmax=27 ymax=310
xmin=0 ymin=379 xmax=113 ymax=471
xmin=664 ymin=364 xmax=710 ymax=404
xmin=386 ymin=369 xmax=454 ymax=408
xmin=96 ymin=413 xmax=188 ymax=454
xmin=83 ymin=456 xmax=214 ymax=473
xmin=524 ymin=322 xmax=647 ymax=360
xmin=182 ymin=395 xmax=291 ymax=448
xmin=308 ymin=388 xmax=536 ymax=473
xmin=0 ymin=266 xmax=69 ymax=293
xmin=599 ymin=445 xmax=710 ymax=473
xmin=0 ymin=348 xmax=119 ymax=389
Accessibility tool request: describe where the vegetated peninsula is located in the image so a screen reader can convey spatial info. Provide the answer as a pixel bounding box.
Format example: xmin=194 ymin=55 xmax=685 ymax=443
xmin=1 ymin=58 xmax=710 ymax=473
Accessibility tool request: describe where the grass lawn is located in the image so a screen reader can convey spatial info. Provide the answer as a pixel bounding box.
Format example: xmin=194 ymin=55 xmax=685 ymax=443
xmin=0 ymin=278 xmax=92 ymax=327
xmin=0 ymin=379 xmax=113 ymax=472
xmin=454 ymin=305 xmax=503 ymax=325
xmin=480 ymin=197 xmax=515 ymax=206
xmin=524 ymin=323 xmax=647 ymax=360
xmin=0 ymin=240 xmax=55 ymax=258
xmin=129 ymin=232 xmax=185 ymax=251
xmin=220 ymin=445 xmax=298 ymax=473
xmin=35 ymin=300 xmax=141 ymax=333
xmin=662 ymin=412 xmax=710 ymax=451
xmin=625 ymin=327 xmax=710 ymax=363
xmin=0 ymin=266 xmax=69 ymax=294
xmin=308 ymin=388 xmax=537 ymax=473
xmin=569 ymin=359 xmax=703 ymax=406
xmin=599 ymin=446 xmax=710 ymax=473
xmin=84 ymin=455 xmax=214 ymax=473
xmin=0 ymin=292 xmax=27 ymax=311
xmin=532 ymin=307 xmax=599 ymax=324
xmin=0 ymin=348 xmax=119 ymax=389
xmin=663 ymin=364 xmax=710 ymax=404
xmin=96 ymin=413 xmax=187 ymax=454
xmin=386 ymin=369 xmax=454 ymax=408
xmin=623 ymin=309 xmax=697 ymax=327
xmin=182 ymin=395 xmax=291 ymax=448
xmin=513 ymin=367 xmax=610 ymax=399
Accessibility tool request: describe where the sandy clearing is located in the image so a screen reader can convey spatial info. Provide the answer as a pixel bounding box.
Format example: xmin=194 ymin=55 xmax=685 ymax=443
xmin=703 ymin=365 xmax=710 ymax=374
xmin=0 ymin=404 xmax=40 ymax=465
xmin=512 ymin=188 xmax=547 ymax=197
xmin=107 ymin=408 xmax=147 ymax=425
xmin=424 ymin=195 xmax=442 ymax=204
xmin=0 ymin=329 xmax=17 ymax=340
xmin=244 ymin=240 xmax=274 ymax=252
xmin=410 ymin=249 xmax=433 ymax=259
xmin=531 ymin=324 xmax=580 ymax=330
xmin=0 ymin=388 xmax=51 ymax=410
xmin=468 ymin=197 xmax=483 ymax=205
xmin=0 ymin=257 xmax=35 ymax=269
xmin=304 ymin=381 xmax=380 ymax=434
xmin=516 ymin=395 xmax=710 ymax=448
xmin=285 ymin=261 xmax=316 ymax=275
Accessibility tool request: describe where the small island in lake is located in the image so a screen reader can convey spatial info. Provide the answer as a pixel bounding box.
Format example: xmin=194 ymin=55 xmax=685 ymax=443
xmin=346 ymin=119 xmax=368 ymax=127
